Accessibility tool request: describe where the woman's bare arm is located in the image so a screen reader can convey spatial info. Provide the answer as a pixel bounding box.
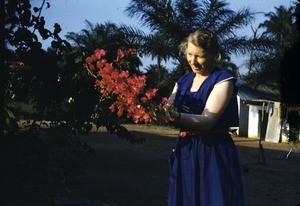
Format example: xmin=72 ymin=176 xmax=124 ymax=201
xmin=178 ymin=78 xmax=235 ymax=131
xmin=163 ymin=83 xmax=178 ymax=108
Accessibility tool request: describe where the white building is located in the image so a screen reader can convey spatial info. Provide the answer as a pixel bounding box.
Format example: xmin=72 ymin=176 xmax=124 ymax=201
xmin=237 ymin=82 xmax=299 ymax=143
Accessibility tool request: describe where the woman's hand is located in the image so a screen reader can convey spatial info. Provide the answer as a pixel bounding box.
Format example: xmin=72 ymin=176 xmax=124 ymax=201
xmin=152 ymin=112 xmax=170 ymax=125
xmin=151 ymin=104 xmax=181 ymax=125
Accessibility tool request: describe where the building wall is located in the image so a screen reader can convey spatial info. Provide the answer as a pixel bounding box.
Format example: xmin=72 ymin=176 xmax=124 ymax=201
xmin=265 ymin=102 xmax=281 ymax=143
xmin=248 ymin=105 xmax=261 ymax=138
xmin=237 ymin=98 xmax=249 ymax=137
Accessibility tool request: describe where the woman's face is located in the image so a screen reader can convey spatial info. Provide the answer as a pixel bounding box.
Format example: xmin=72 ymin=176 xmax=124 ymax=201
xmin=186 ymin=42 xmax=214 ymax=74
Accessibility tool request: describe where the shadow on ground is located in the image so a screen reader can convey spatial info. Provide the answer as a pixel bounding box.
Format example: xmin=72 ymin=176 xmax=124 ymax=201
xmin=1 ymin=124 xmax=300 ymax=206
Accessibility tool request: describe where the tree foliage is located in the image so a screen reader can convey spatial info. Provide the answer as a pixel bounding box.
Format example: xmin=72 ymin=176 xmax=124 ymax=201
xmin=243 ymin=4 xmax=298 ymax=87
xmin=4 ymin=1 xmax=147 ymax=143
xmin=66 ymin=20 xmax=143 ymax=74
xmin=280 ymin=0 xmax=300 ymax=105
xmin=124 ymin=0 xmax=256 ymax=76
xmin=4 ymin=0 xmax=70 ymax=135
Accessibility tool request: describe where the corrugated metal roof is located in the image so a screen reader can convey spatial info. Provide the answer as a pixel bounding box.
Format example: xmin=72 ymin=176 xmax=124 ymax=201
xmin=237 ymin=80 xmax=281 ymax=102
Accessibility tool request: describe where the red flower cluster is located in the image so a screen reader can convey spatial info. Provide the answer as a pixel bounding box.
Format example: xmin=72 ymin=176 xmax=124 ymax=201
xmin=84 ymin=48 xmax=159 ymax=123
xmin=116 ymin=48 xmax=137 ymax=62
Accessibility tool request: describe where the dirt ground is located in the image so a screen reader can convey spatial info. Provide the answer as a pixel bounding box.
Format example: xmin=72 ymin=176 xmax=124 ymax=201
xmin=60 ymin=124 xmax=300 ymax=206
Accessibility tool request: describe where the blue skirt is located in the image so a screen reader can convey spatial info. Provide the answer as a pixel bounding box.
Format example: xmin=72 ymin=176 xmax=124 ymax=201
xmin=167 ymin=133 xmax=244 ymax=206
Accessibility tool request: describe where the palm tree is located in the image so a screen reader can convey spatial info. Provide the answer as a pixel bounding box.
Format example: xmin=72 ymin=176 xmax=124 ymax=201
xmin=280 ymin=0 xmax=300 ymax=105
xmin=124 ymin=0 xmax=256 ymax=76
xmin=144 ymin=64 xmax=169 ymax=86
xmin=262 ymin=5 xmax=298 ymax=48
xmin=243 ymin=4 xmax=298 ymax=86
xmin=66 ymin=20 xmax=142 ymax=73
xmin=119 ymin=23 xmax=176 ymax=81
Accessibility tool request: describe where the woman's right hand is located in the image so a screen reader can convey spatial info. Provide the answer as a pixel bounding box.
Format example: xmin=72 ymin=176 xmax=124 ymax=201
xmin=151 ymin=111 xmax=170 ymax=125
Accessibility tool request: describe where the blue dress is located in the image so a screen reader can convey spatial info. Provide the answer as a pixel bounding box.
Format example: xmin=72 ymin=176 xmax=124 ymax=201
xmin=167 ymin=68 xmax=244 ymax=206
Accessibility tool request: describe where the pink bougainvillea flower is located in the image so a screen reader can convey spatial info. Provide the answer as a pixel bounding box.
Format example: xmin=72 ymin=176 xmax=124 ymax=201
xmin=145 ymin=88 xmax=158 ymax=100
xmin=94 ymin=49 xmax=106 ymax=60
xmin=84 ymin=48 xmax=168 ymax=124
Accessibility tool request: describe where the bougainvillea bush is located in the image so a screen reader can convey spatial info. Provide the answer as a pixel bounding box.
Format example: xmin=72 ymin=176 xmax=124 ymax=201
xmin=84 ymin=48 xmax=171 ymax=143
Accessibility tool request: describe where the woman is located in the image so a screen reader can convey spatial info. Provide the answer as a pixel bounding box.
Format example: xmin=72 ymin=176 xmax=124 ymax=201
xmin=164 ymin=29 xmax=244 ymax=206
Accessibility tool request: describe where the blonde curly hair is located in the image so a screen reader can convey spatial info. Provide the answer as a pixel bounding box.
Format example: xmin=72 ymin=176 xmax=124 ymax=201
xmin=179 ymin=29 xmax=222 ymax=62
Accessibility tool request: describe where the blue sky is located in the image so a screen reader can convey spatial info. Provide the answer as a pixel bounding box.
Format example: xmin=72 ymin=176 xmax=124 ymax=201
xmin=31 ymin=0 xmax=295 ymax=73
